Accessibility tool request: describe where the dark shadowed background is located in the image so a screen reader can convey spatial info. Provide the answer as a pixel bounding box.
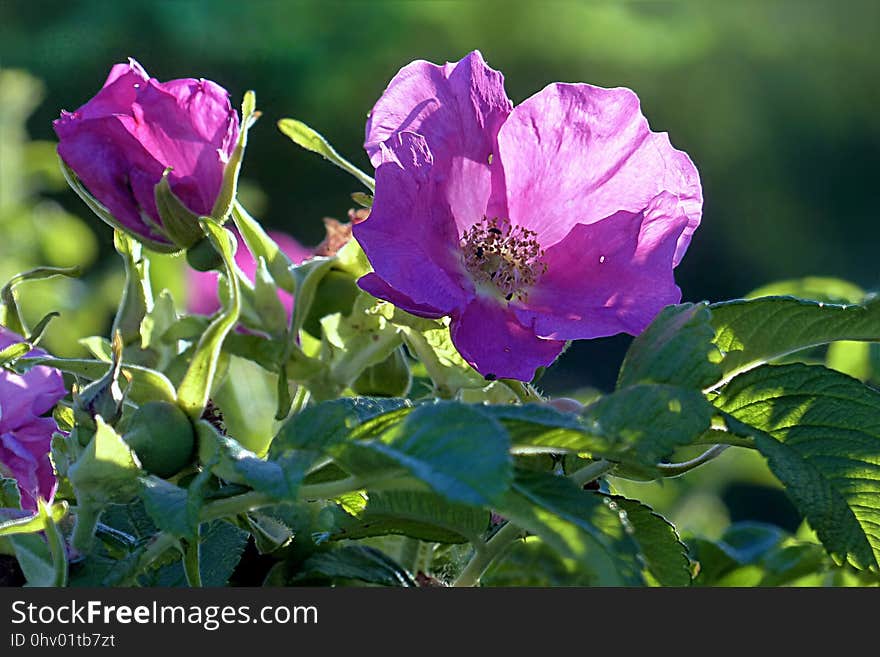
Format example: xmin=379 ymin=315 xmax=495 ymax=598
xmin=2 ymin=0 xmax=879 ymax=539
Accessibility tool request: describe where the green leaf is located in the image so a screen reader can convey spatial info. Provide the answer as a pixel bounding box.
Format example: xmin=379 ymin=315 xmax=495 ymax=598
xmin=328 ymin=490 xmax=490 ymax=544
xmin=617 ymin=303 xmax=722 ymax=390
xmin=339 ymin=402 xmax=513 ymax=506
xmin=253 ymin=258 xmax=288 ymax=336
xmin=21 ymin=356 xmax=177 ymax=404
xmin=9 ymin=534 xmax=56 ymax=587
xmin=277 ymin=118 xmax=375 ymax=191
xmin=139 ymin=475 xmax=197 ymax=539
xmin=143 ymin=520 xmax=248 ymax=587
xmin=486 ymin=386 xmax=714 ymax=470
xmin=289 ymin=256 xmax=337 ymax=336
xmin=603 ymin=495 xmax=691 ymax=586
xmin=177 ymin=220 xmax=241 ymax=418
xmin=196 ymin=420 xmax=297 ymax=500
xmin=140 ymin=289 xmax=177 ymax=352
xmin=69 ymin=416 xmax=142 ymax=505
xmin=297 ymin=545 xmax=415 ymax=586
xmin=398 ymin=322 xmax=485 ymax=396
xmin=271 ymin=397 xmax=412 ymax=453
xmin=211 ymin=355 xmax=282 ymax=455
xmin=493 ymin=470 xmax=644 ymax=585
xmin=483 ymin=536 xmax=599 ymax=586
xmin=746 ymin=277 xmax=865 ymax=304
xmin=231 ymin=201 xmax=296 ymax=293
xmin=710 ymin=295 xmax=880 ymax=386
xmin=0 ymin=477 xmax=22 ymax=509
xmin=715 ymin=363 xmax=880 ymax=571
xmin=111 ymin=231 xmax=152 ymax=346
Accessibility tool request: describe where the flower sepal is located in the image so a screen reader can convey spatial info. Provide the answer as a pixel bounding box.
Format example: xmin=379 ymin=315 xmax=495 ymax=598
xmin=210 ymin=90 xmax=259 ymax=223
xmin=154 ymin=170 xmax=204 ymax=250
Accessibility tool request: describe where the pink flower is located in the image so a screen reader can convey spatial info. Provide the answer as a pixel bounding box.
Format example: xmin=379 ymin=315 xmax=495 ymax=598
xmin=0 ymin=327 xmax=66 ymax=511
xmin=355 ymin=51 xmax=702 ymax=381
xmin=187 ymin=229 xmax=311 ymax=316
xmin=53 ymin=59 xmax=239 ymax=251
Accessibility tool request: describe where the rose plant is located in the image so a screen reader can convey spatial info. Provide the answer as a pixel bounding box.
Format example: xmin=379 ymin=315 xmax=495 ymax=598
xmin=1 ymin=53 xmax=879 ymax=587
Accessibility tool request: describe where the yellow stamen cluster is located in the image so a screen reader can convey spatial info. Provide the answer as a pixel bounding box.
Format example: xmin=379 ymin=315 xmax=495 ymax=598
xmin=461 ymin=216 xmax=546 ymax=303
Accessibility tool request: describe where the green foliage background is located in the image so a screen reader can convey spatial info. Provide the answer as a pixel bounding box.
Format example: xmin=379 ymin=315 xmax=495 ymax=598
xmin=1 ymin=0 xmax=879 ymax=562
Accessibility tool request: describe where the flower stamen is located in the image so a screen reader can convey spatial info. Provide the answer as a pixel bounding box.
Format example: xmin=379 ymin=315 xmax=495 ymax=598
xmin=461 ymin=216 xmax=546 ymax=303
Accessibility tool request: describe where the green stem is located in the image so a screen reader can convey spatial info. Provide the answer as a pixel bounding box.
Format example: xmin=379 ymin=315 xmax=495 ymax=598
xmin=452 ymin=460 xmax=615 ymax=587
xmin=501 ymin=380 xmax=544 ymax=403
xmin=569 ymin=459 xmax=615 ymax=487
xmin=655 ymin=445 xmax=729 ymax=477
xmin=452 ymin=523 xmax=522 ymax=587
xmin=298 ymin=475 xmax=367 ymax=500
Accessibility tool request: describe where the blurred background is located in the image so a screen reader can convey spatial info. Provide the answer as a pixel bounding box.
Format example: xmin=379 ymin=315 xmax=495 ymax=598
xmin=2 ymin=0 xmax=879 ymax=548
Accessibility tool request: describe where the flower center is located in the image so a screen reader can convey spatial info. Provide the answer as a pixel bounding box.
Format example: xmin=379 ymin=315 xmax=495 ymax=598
xmin=461 ymin=216 xmax=546 ymax=302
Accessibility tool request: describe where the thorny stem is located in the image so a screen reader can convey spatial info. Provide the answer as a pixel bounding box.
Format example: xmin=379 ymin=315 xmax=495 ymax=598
xmin=120 ymin=476 xmax=370 ymax=581
xmin=452 ymin=522 xmax=523 ymax=588
xmin=501 ymin=379 xmax=544 ymax=403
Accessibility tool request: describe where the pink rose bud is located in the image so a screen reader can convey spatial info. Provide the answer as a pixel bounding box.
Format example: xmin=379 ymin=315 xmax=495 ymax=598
xmin=53 ymin=59 xmax=240 ymax=252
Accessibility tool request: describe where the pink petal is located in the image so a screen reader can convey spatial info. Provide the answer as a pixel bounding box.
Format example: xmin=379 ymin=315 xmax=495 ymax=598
xmin=450 ymin=295 xmax=565 ymax=381
xmin=357 ymin=273 xmax=447 ymax=319
xmin=55 ymin=115 xmax=171 ymax=245
xmin=516 ymin=193 xmax=687 ymax=340
xmin=498 ymin=83 xmax=701 ymax=263
xmin=353 ymin=132 xmax=472 ymax=316
xmin=365 ymin=50 xmax=512 ymax=169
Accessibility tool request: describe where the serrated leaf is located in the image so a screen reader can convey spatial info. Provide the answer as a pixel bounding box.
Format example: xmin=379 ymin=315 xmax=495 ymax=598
xmin=297 ymin=545 xmax=415 ymax=586
xmin=493 ymin=470 xmax=644 ymax=586
xmin=139 ymin=475 xmax=197 ymax=539
xmin=617 ymin=303 xmax=722 ymax=390
xmin=339 ymin=402 xmax=512 ymax=506
xmin=9 ymin=533 xmax=56 ymax=587
xmin=710 ymin=295 xmax=880 ymax=386
xmin=329 ymin=490 xmax=490 ymax=544
xmin=603 ymin=495 xmax=691 ymax=586
xmin=482 ymin=536 xmax=597 ymax=586
xmin=271 ymin=397 xmax=412 ymax=453
xmin=715 ymin=363 xmax=880 ymax=571
xmin=746 ymin=277 xmax=865 ymax=304
xmin=142 ymin=520 xmax=248 ymax=587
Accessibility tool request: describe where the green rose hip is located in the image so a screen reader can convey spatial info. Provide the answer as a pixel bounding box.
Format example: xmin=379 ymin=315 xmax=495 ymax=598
xmin=123 ymin=401 xmax=196 ymax=478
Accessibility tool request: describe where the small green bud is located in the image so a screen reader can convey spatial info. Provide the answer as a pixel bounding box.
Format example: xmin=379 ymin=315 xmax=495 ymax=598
xmin=74 ymin=333 xmax=126 ymax=438
xmin=303 ymin=269 xmax=360 ymax=337
xmin=122 ymin=401 xmax=196 ymax=478
xmin=352 ymin=346 xmax=412 ymax=397
xmin=186 ymin=236 xmax=225 ymax=272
